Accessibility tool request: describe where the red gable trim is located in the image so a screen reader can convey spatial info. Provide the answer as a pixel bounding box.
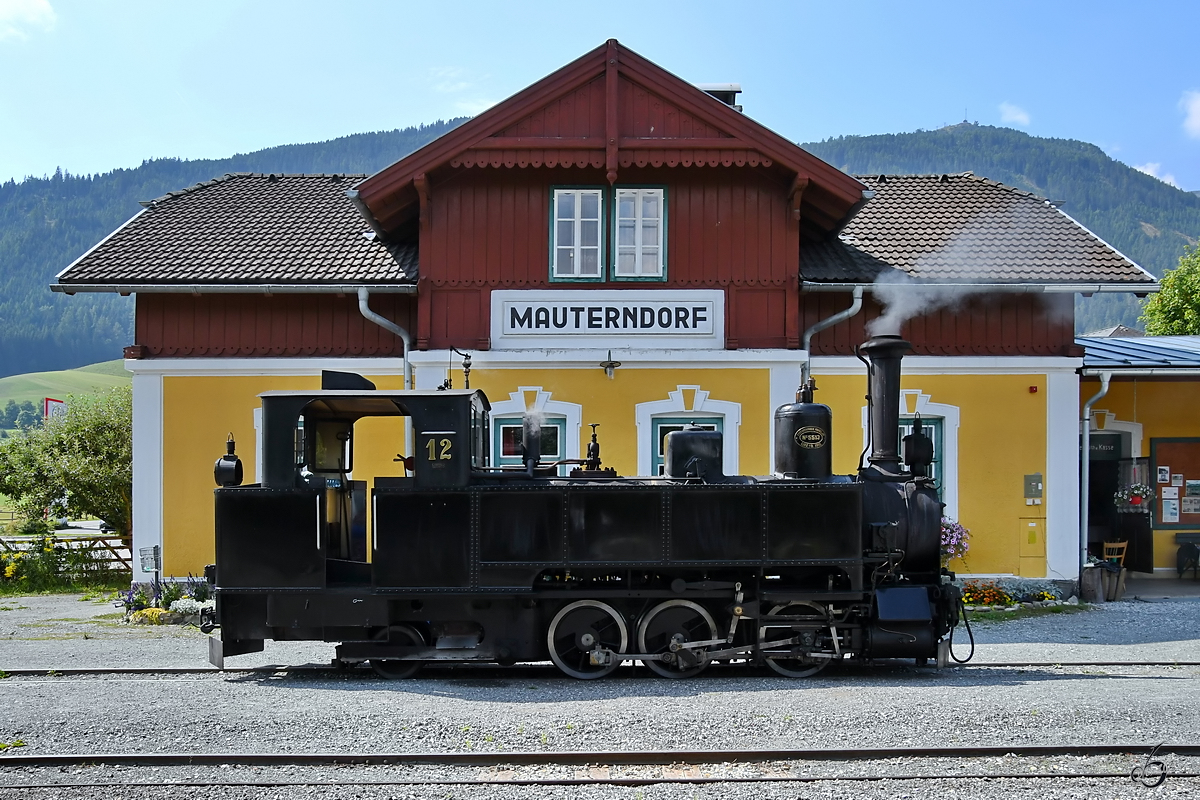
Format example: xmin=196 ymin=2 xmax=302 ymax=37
xmin=353 ymin=40 xmax=864 ymax=236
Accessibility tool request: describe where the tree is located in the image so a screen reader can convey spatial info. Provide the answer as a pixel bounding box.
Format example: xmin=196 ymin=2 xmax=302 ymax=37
xmin=0 ymin=386 xmax=131 ymax=541
xmin=1142 ymin=245 xmax=1200 ymax=334
xmin=1 ymin=400 xmax=16 ymax=428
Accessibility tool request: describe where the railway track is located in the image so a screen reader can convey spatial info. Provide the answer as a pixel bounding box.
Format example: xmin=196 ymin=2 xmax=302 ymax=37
xmin=0 ymin=744 xmax=1194 ymax=788
xmin=1 ymin=660 xmax=1198 ymax=678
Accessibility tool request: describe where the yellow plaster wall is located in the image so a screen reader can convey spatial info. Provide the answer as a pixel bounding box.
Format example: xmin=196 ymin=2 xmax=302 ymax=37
xmin=1083 ymin=378 xmax=1200 ymax=569
xmin=816 ymin=371 xmax=1049 ymax=576
xmin=160 ymin=368 xmax=770 ymax=577
xmin=469 ymin=367 xmax=772 ymax=477
xmin=160 ymin=366 xmax=1047 ymax=578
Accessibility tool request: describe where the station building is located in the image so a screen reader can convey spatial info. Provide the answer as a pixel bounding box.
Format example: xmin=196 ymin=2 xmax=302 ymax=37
xmin=53 ymin=41 xmax=1157 ymax=581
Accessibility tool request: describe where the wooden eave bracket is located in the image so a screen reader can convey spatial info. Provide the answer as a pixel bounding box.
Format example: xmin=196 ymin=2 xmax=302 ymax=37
xmin=789 ymin=175 xmax=810 ymax=221
xmin=413 ymin=173 xmax=431 ymax=233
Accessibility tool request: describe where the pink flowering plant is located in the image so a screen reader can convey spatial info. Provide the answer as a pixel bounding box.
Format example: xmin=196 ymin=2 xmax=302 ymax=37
xmin=940 ymin=517 xmax=970 ymax=568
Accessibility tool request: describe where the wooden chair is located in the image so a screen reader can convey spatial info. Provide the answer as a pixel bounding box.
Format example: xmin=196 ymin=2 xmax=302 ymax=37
xmin=1103 ymin=541 xmax=1128 ymax=566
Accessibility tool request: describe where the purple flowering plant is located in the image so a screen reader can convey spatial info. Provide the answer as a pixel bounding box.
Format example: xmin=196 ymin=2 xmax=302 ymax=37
xmin=940 ymin=516 xmax=970 ymax=567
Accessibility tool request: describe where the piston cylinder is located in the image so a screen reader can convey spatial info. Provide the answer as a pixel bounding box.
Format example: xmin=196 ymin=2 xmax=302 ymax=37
xmin=773 ymin=402 xmax=832 ymax=479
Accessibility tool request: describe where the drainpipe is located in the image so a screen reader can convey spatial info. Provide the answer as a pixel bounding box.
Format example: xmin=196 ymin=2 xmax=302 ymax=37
xmin=357 ymin=287 xmax=412 ymax=391
xmin=800 ymin=286 xmax=863 ymax=391
xmin=1079 ymin=371 xmax=1112 ymax=577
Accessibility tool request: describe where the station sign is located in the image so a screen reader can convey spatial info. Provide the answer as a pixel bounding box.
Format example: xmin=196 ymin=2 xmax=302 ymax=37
xmin=491 ymin=289 xmax=725 ymax=350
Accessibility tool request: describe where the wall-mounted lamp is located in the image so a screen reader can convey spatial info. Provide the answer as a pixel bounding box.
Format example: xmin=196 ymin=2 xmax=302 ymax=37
xmin=600 ymin=349 xmax=622 ymax=380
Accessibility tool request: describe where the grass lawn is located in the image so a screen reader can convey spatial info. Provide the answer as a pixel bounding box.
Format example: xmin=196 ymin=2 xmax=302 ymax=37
xmin=966 ymin=604 xmax=1092 ymax=623
xmin=0 ymin=359 xmax=130 ymax=408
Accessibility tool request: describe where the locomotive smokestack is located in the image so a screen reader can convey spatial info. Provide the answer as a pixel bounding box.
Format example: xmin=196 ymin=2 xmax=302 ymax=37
xmin=859 ymin=334 xmax=912 ymax=476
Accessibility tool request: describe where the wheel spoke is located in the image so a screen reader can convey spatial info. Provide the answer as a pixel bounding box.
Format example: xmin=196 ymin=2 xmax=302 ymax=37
xmin=547 ymin=600 xmax=628 ymax=680
xmin=762 ymin=602 xmax=833 ymax=678
xmin=637 ymin=600 xmax=717 ymax=679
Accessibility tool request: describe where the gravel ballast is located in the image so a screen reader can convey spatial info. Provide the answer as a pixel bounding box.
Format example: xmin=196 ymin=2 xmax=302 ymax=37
xmin=1 ymin=592 xmax=1198 ymax=799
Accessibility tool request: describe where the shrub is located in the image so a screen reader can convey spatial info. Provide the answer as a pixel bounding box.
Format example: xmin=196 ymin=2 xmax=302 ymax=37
xmin=159 ymin=580 xmax=185 ymax=609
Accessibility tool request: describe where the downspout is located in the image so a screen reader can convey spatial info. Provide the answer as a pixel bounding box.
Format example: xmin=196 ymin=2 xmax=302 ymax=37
xmin=1079 ymin=371 xmax=1112 ymax=577
xmin=357 ymin=287 xmax=412 ymax=391
xmin=799 ymin=286 xmax=863 ymax=392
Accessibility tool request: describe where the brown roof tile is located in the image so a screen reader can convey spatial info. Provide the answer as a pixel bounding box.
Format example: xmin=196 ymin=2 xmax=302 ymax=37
xmin=56 ymin=173 xmax=416 ymax=287
xmin=801 ymin=173 xmax=1154 ymax=285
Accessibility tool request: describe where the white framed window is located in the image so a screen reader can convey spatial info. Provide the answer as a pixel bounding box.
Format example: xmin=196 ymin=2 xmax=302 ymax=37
xmin=614 ymin=188 xmax=665 ymax=278
xmin=551 ymin=188 xmax=603 ymax=280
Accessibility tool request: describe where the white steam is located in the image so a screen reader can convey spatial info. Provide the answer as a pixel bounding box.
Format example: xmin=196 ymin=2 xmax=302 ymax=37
xmin=865 ymin=204 xmax=1024 ymax=336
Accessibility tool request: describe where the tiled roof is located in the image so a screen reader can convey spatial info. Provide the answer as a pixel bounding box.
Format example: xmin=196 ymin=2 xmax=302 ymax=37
xmin=56 ymin=173 xmax=417 ymax=287
xmin=1079 ymin=335 xmax=1200 ymax=370
xmin=802 ymin=173 xmax=1155 ymax=286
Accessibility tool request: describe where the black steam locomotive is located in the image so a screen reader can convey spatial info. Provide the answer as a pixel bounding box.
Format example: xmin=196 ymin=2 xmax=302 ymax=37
xmin=206 ymin=334 xmax=962 ymax=679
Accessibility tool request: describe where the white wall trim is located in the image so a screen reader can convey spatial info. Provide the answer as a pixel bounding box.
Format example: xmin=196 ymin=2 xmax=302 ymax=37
xmin=131 ymin=371 xmax=163 ymax=571
xmin=814 ymin=355 xmax=1082 ymax=375
xmin=1046 ymin=370 xmax=1081 ymax=579
xmin=1088 ymin=409 xmax=1144 ymax=458
xmin=859 ymin=389 xmax=960 ymax=520
xmin=635 ymin=386 xmax=741 ymax=476
xmin=488 ymin=387 xmax=583 ymax=462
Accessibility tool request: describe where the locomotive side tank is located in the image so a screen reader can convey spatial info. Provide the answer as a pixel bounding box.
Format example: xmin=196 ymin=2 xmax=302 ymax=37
xmin=205 ymin=340 xmax=964 ymax=678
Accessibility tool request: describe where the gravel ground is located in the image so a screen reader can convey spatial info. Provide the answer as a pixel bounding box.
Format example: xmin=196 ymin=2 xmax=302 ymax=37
xmin=1 ymin=592 xmax=1198 ymax=798
xmin=4 ymin=592 xmax=1200 ymax=670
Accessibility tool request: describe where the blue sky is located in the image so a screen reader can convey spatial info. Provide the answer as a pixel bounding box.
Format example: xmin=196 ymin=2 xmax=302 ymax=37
xmin=2 ymin=0 xmax=1198 ymax=189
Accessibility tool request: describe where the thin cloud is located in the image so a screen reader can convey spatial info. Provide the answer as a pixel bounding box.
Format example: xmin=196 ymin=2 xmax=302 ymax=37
xmin=429 ymin=67 xmax=471 ymax=94
xmin=1181 ymin=90 xmax=1200 ymax=139
xmin=998 ymin=102 xmax=1031 ymax=127
xmin=1134 ymin=162 xmax=1179 ymax=188
xmin=0 ymin=0 xmax=55 ymax=40
xmin=455 ymin=98 xmax=497 ymax=115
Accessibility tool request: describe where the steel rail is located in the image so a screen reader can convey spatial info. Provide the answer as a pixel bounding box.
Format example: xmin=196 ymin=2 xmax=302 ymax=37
xmin=0 ymin=771 xmax=1197 ymax=789
xmin=2 ymin=660 xmax=1199 ymax=678
xmin=1 ymin=743 xmax=1198 ymax=769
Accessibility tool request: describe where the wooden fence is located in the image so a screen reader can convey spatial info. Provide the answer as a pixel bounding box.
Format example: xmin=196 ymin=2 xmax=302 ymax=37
xmin=0 ymin=534 xmax=132 ymax=573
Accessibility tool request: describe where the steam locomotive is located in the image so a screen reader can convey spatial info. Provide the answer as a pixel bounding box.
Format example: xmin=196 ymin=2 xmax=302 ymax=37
xmin=205 ymin=333 xmax=963 ymax=679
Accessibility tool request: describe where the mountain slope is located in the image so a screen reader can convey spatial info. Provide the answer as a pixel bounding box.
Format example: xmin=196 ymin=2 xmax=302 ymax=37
xmin=803 ymin=124 xmax=1200 ymax=332
xmin=0 ymin=119 xmax=466 ymax=379
xmin=3 ymin=120 xmax=1195 ymax=378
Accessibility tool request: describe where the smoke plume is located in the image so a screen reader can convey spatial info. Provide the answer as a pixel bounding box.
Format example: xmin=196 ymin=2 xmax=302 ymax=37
xmin=864 ymin=204 xmax=1023 ymax=336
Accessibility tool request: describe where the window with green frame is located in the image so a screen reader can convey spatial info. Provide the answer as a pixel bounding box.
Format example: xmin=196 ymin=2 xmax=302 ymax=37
xmin=494 ymin=417 xmax=567 ymax=475
xmin=651 ymin=416 xmax=722 ymax=475
xmin=899 ymin=417 xmax=943 ymax=498
xmin=614 ymin=187 xmax=665 ymax=279
xmin=551 ymin=188 xmax=603 ymax=280
xmin=549 ymin=186 xmax=666 ymax=281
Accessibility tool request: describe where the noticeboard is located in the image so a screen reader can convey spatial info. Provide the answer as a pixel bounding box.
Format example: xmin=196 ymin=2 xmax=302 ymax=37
xmin=1149 ymin=438 xmax=1200 ymax=530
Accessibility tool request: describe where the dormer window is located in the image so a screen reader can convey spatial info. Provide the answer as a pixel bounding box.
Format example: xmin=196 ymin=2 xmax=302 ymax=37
xmin=551 ymin=188 xmax=604 ymax=280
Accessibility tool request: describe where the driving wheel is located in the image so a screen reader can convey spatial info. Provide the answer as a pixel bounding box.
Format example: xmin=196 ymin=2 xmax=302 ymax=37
xmin=547 ymin=600 xmax=628 ymax=679
xmin=370 ymin=624 xmax=425 ymax=679
xmin=760 ymin=602 xmax=833 ymax=678
xmin=637 ymin=600 xmax=718 ymax=679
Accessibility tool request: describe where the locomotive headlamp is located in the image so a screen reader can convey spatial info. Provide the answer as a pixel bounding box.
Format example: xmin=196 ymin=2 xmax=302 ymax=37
xmin=213 ymin=433 xmax=243 ymax=487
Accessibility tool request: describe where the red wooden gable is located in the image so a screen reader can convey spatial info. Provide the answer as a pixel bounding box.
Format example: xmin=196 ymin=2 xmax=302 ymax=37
xmin=353 ymin=40 xmax=866 ymax=239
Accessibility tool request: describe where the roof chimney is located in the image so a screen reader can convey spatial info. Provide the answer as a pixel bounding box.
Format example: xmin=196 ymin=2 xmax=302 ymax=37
xmin=696 ymin=83 xmax=742 ymax=112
